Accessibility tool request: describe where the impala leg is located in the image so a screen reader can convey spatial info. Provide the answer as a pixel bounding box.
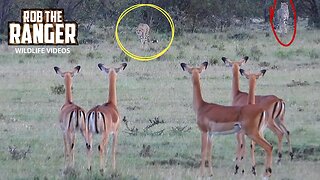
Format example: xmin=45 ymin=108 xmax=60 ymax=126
xmin=279 ymin=122 xmax=293 ymax=160
xmin=235 ymin=132 xmax=242 ymax=158
xmin=63 ymin=133 xmax=69 ymax=169
xmin=207 ymin=136 xmax=213 ymax=176
xmin=239 ymin=133 xmax=246 ymax=174
xmin=278 ymin=112 xmax=293 ymax=160
xmin=249 ymin=133 xmax=273 ymax=178
xmin=235 ymin=132 xmax=245 ymax=174
xmin=66 ymin=131 xmax=74 ymax=169
xmin=86 ymin=132 xmax=93 ymax=171
xmin=268 ymin=120 xmax=284 ymax=164
xmin=112 ymin=132 xmax=118 ymax=171
xmin=200 ymin=131 xmax=208 ymax=176
xmin=250 ymin=140 xmax=256 ymax=175
xmin=99 ymin=132 xmax=109 ymax=175
xmin=70 ymin=132 xmax=75 ymax=168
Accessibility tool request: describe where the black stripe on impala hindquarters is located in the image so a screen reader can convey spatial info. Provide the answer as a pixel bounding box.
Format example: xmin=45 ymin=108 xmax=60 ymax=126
xmin=69 ymin=111 xmax=74 ymax=129
xmin=100 ymin=112 xmax=106 ymax=131
xmin=95 ymin=110 xmax=99 ymax=134
xmin=271 ymin=102 xmax=278 ymax=119
xmin=76 ymin=108 xmax=79 ymax=129
xmin=274 ymin=101 xmax=283 ymax=119
xmin=258 ymin=111 xmax=264 ymax=130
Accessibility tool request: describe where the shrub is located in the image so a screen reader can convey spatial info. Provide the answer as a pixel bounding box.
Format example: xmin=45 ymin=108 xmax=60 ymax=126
xmin=275 ymin=50 xmax=291 ymax=59
xmin=250 ymin=45 xmax=263 ymax=61
xmin=86 ymin=51 xmax=102 ymax=59
xmin=309 ymin=49 xmax=319 ymax=59
xmin=68 ymin=50 xmax=80 ymax=64
xmin=211 ymin=42 xmax=225 ymax=51
xmin=235 ymin=45 xmax=247 ymax=57
xmin=258 ymin=61 xmax=270 ymax=67
xmin=86 ymin=52 xmax=95 ymax=59
xmin=209 ymin=57 xmax=219 ymax=65
xmin=25 ymin=53 xmax=35 ymax=58
xmin=177 ymin=50 xmax=186 ymax=59
xmin=227 ymin=32 xmax=253 ymax=40
xmin=120 ymin=51 xmax=131 ymax=62
xmin=50 ymin=84 xmax=65 ymax=95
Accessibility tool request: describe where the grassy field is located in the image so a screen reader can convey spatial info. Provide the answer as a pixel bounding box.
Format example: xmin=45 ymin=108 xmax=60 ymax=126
xmin=0 ymin=25 xmax=320 ymax=180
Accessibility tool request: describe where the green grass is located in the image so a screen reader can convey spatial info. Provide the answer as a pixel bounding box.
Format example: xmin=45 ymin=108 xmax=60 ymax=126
xmin=0 ymin=25 xmax=320 ymax=179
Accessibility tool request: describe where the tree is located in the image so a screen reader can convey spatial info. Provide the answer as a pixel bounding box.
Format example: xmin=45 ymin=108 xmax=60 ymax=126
xmin=0 ymin=0 xmax=14 ymax=37
xmin=297 ymin=0 xmax=320 ymax=28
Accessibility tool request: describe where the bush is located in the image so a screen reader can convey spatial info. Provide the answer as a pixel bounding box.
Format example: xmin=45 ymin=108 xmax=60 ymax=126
xmin=235 ymin=45 xmax=247 ymax=57
xmin=25 ymin=53 xmax=35 ymax=58
xmin=227 ymin=32 xmax=253 ymax=40
xmin=275 ymin=50 xmax=291 ymax=59
xmin=86 ymin=52 xmax=95 ymax=59
xmin=250 ymin=45 xmax=263 ymax=61
xmin=258 ymin=61 xmax=270 ymax=67
xmin=50 ymin=84 xmax=65 ymax=95
xmin=68 ymin=51 xmax=80 ymax=64
xmin=209 ymin=57 xmax=219 ymax=65
xmin=309 ymin=49 xmax=319 ymax=59
xmin=86 ymin=51 xmax=102 ymax=59
xmin=177 ymin=50 xmax=186 ymax=59
xmin=211 ymin=42 xmax=225 ymax=51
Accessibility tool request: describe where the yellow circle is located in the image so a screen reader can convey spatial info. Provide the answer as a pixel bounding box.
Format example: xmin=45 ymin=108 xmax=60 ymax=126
xmin=115 ymin=4 xmax=175 ymax=61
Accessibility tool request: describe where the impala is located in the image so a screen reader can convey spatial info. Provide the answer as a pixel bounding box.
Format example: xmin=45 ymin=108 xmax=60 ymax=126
xmin=180 ymin=62 xmax=273 ymax=178
xmin=54 ymin=66 xmax=88 ymax=170
xmin=86 ymin=63 xmax=127 ymax=174
xmin=222 ymin=56 xmax=292 ymax=175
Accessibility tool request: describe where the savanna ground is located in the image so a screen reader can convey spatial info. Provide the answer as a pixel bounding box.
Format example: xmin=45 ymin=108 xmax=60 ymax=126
xmin=0 ymin=21 xmax=320 ymax=180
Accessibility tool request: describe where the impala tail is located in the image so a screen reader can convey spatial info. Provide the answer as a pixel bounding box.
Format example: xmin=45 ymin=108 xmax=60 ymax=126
xmin=258 ymin=110 xmax=268 ymax=134
xmin=67 ymin=107 xmax=86 ymax=132
xmin=87 ymin=106 xmax=106 ymax=134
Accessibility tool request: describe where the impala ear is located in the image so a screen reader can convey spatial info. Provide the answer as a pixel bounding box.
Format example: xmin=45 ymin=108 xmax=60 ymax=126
xmin=239 ymin=69 xmax=250 ymax=79
xmin=54 ymin=66 xmax=61 ymax=74
xmin=222 ymin=57 xmax=232 ymax=67
xmin=115 ymin=63 xmax=127 ymax=73
xmin=243 ymin=56 xmax=249 ymax=63
xmin=180 ymin=63 xmax=193 ymax=74
xmin=71 ymin=65 xmax=81 ymax=76
xmin=239 ymin=69 xmax=245 ymax=76
xmin=238 ymin=56 xmax=249 ymax=66
xmin=200 ymin=62 xmax=208 ymax=71
xmin=180 ymin=63 xmax=187 ymax=71
xmin=74 ymin=66 xmax=81 ymax=73
xmin=221 ymin=57 xmax=227 ymax=63
xmin=121 ymin=63 xmax=127 ymax=70
xmin=54 ymin=66 xmax=64 ymax=77
xmin=98 ymin=63 xmax=110 ymax=74
xmin=255 ymin=69 xmax=266 ymax=79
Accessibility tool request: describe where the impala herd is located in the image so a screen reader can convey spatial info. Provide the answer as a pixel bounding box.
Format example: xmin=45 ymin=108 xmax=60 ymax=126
xmin=54 ymin=57 xmax=292 ymax=179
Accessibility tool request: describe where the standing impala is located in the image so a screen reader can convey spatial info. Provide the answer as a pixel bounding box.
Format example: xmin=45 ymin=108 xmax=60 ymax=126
xmin=86 ymin=63 xmax=127 ymax=174
xmin=54 ymin=66 xmax=88 ymax=170
xmin=222 ymin=57 xmax=292 ymax=174
xmin=240 ymin=69 xmax=276 ymax=176
xmin=180 ymin=62 xmax=273 ymax=178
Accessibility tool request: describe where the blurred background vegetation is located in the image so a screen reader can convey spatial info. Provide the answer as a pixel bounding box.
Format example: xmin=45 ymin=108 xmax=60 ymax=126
xmin=0 ymin=0 xmax=319 ymax=43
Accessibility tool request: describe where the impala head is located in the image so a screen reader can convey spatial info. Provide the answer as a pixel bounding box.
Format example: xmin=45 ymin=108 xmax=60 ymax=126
xmin=239 ymin=69 xmax=267 ymax=80
xmin=180 ymin=62 xmax=208 ymax=75
xmin=98 ymin=63 xmax=127 ymax=76
xmin=54 ymin=66 xmax=81 ymax=78
xmin=222 ymin=56 xmax=248 ymax=69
